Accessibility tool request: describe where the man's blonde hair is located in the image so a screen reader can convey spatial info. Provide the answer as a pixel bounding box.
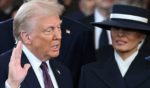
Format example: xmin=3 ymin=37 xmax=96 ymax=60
xmin=13 ymin=0 xmax=64 ymax=42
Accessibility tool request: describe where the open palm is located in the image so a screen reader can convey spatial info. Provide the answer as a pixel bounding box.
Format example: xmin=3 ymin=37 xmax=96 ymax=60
xmin=7 ymin=41 xmax=30 ymax=88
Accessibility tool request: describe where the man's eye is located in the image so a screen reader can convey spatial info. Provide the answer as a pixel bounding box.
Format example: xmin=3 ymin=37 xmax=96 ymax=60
xmin=45 ymin=27 xmax=54 ymax=32
xmin=43 ymin=28 xmax=53 ymax=34
xmin=45 ymin=29 xmax=52 ymax=32
xmin=46 ymin=29 xmax=52 ymax=32
xmin=43 ymin=26 xmax=61 ymax=34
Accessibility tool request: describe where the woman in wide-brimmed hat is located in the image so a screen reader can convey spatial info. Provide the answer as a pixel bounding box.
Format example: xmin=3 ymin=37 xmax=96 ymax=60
xmin=79 ymin=4 xmax=150 ymax=88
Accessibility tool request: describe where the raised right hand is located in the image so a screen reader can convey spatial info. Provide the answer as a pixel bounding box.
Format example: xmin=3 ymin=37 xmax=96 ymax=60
xmin=7 ymin=41 xmax=30 ymax=88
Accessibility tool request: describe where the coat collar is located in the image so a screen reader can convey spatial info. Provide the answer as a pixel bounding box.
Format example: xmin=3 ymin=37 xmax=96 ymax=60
xmin=49 ymin=60 xmax=64 ymax=88
xmin=94 ymin=52 xmax=127 ymax=88
xmin=123 ymin=50 xmax=150 ymax=88
xmin=95 ymin=47 xmax=150 ymax=88
xmin=20 ymin=52 xmax=41 ymax=88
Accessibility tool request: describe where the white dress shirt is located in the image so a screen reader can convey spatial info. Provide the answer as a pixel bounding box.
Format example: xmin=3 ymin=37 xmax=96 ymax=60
xmin=94 ymin=8 xmax=112 ymax=50
xmin=5 ymin=45 xmax=58 ymax=88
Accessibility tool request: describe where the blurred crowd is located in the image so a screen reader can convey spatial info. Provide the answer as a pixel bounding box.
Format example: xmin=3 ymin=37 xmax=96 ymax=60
xmin=0 ymin=0 xmax=150 ymax=21
xmin=0 ymin=0 xmax=95 ymax=21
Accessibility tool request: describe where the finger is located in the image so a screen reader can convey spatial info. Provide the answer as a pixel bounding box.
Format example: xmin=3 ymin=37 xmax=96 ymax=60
xmin=10 ymin=48 xmax=17 ymax=64
xmin=23 ymin=64 xmax=31 ymax=73
xmin=16 ymin=41 xmax=22 ymax=51
xmin=15 ymin=41 xmax=23 ymax=65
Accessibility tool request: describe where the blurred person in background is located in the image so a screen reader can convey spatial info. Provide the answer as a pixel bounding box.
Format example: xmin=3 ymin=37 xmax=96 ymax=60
xmin=65 ymin=0 xmax=95 ymax=21
xmin=119 ymin=0 xmax=148 ymax=8
xmin=0 ymin=0 xmax=23 ymax=20
xmin=81 ymin=0 xmax=118 ymax=60
xmin=0 ymin=0 xmax=14 ymax=21
xmin=24 ymin=0 xmax=58 ymax=2
xmin=59 ymin=0 xmax=78 ymax=15
xmin=79 ymin=0 xmax=95 ymax=16
xmin=144 ymin=0 xmax=150 ymax=9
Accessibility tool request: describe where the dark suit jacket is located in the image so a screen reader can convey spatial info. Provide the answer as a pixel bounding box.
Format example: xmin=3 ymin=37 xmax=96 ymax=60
xmin=79 ymin=38 xmax=150 ymax=88
xmin=0 ymin=19 xmax=15 ymax=54
xmin=81 ymin=14 xmax=111 ymax=60
xmin=0 ymin=50 xmax=73 ymax=88
xmin=65 ymin=10 xmax=85 ymax=21
xmin=0 ymin=11 xmax=11 ymax=21
xmin=81 ymin=14 xmax=94 ymax=29
xmin=57 ymin=17 xmax=96 ymax=87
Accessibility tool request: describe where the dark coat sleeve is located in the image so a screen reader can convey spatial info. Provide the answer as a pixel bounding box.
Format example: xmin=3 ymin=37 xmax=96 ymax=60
xmin=0 ymin=19 xmax=15 ymax=54
xmin=0 ymin=50 xmax=12 ymax=88
xmin=78 ymin=64 xmax=109 ymax=88
xmin=78 ymin=66 xmax=86 ymax=88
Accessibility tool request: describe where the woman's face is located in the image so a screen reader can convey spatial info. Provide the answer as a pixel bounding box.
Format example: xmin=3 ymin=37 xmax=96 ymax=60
xmin=111 ymin=27 xmax=146 ymax=53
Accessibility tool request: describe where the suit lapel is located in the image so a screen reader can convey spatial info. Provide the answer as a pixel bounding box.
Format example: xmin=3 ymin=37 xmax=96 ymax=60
xmin=20 ymin=53 xmax=41 ymax=88
xmin=97 ymin=54 xmax=127 ymax=88
xmin=90 ymin=15 xmax=95 ymax=30
xmin=49 ymin=60 xmax=63 ymax=88
xmin=123 ymin=50 xmax=150 ymax=88
xmin=83 ymin=14 xmax=95 ymax=29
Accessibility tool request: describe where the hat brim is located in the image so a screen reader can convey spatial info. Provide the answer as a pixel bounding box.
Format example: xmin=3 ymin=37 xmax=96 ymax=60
xmin=91 ymin=19 xmax=150 ymax=32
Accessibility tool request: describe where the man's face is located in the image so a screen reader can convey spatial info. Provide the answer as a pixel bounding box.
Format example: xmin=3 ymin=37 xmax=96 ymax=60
xmin=95 ymin=0 xmax=116 ymax=10
xmin=27 ymin=15 xmax=62 ymax=61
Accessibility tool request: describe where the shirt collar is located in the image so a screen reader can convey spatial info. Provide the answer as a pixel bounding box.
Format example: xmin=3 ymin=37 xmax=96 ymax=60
xmin=114 ymin=50 xmax=138 ymax=65
xmin=114 ymin=50 xmax=138 ymax=77
xmin=94 ymin=8 xmax=106 ymax=22
xmin=22 ymin=45 xmax=42 ymax=70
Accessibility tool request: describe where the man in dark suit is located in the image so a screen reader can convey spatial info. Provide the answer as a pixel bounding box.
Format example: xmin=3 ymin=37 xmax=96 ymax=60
xmin=81 ymin=0 xmax=117 ymax=60
xmin=0 ymin=1 xmax=73 ymax=88
xmin=65 ymin=0 xmax=95 ymax=21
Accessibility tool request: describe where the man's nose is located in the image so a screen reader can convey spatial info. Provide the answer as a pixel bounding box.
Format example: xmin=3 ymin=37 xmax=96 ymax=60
xmin=53 ymin=29 xmax=62 ymax=40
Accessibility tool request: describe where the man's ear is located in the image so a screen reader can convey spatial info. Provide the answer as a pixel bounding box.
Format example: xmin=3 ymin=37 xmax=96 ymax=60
xmin=20 ymin=32 xmax=32 ymax=45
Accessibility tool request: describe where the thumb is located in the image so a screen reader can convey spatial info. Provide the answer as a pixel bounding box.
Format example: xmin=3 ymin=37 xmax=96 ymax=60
xmin=24 ymin=64 xmax=31 ymax=72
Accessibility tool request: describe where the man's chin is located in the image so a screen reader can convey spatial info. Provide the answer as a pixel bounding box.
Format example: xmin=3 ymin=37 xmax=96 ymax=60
xmin=50 ymin=53 xmax=60 ymax=58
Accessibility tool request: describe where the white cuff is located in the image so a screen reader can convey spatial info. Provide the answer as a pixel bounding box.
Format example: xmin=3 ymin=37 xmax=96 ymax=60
xmin=5 ymin=80 xmax=21 ymax=88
